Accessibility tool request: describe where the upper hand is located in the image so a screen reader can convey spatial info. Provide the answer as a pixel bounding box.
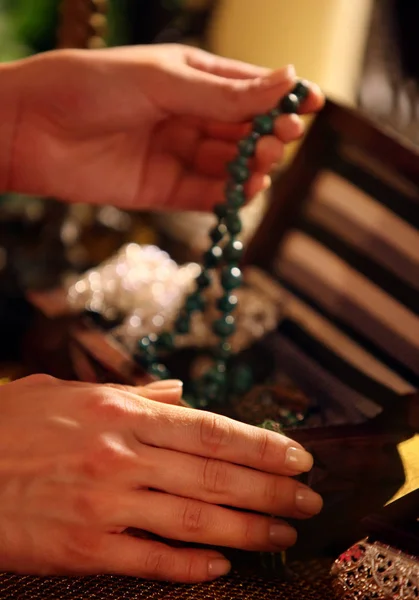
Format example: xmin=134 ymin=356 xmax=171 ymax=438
xmin=7 ymin=44 xmax=324 ymax=211
xmin=0 ymin=374 xmax=321 ymax=583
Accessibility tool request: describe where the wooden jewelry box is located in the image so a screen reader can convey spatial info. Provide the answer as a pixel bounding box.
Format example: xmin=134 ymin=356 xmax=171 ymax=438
xmin=25 ymin=99 xmax=419 ymax=563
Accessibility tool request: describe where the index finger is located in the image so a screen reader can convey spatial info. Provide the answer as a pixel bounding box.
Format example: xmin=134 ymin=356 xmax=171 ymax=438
xmin=185 ymin=46 xmax=271 ymax=80
xmin=134 ymin=401 xmax=313 ymax=476
xmin=298 ymin=81 xmax=324 ymax=114
xmin=198 ymin=81 xmax=324 ymax=141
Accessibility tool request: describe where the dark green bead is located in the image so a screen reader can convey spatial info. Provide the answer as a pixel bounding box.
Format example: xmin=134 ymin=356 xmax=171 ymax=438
xmin=196 ymin=398 xmax=210 ymax=408
xmin=223 ymin=239 xmax=243 ymax=263
xmin=214 ymin=359 xmax=227 ymax=372
xmin=238 ymin=136 xmax=257 ymax=158
xmin=226 ymin=186 xmax=246 ymax=209
xmin=137 ymin=336 xmax=157 ymax=363
xmin=204 ymin=364 xmax=227 ymax=387
xmin=156 ymin=332 xmax=175 ymax=351
xmin=258 ymin=419 xmax=283 ymax=433
xmin=136 ymin=347 xmax=157 ymax=366
xmin=186 ymin=292 xmax=205 ymax=312
xmin=212 ymin=314 xmax=236 ymax=337
xmin=293 ymin=80 xmax=310 ymax=101
xmin=227 ymin=157 xmax=250 ymax=183
xmin=228 ymin=363 xmax=254 ymax=395
xmin=225 ymin=213 xmax=242 ymax=235
xmin=280 ymin=93 xmax=299 ymax=114
xmin=196 ymin=270 xmax=211 ymax=289
xmin=215 ymin=341 xmax=232 ymax=360
xmin=214 ymin=204 xmax=228 ymax=219
xmin=284 ymin=413 xmax=300 ymax=427
xmin=269 ymin=108 xmax=281 ymax=119
xmin=195 ymin=395 xmax=210 ymax=409
xmin=216 ymin=293 xmax=238 ymax=313
xmin=149 ymin=363 xmax=170 ymax=380
xmin=209 ymin=224 xmax=227 ymax=244
xmin=221 ymin=266 xmax=243 ymax=290
xmin=137 ymin=336 xmax=153 ymax=353
xmin=174 ymin=315 xmax=190 ymax=334
xmin=202 ymin=381 xmax=222 ymax=404
xmin=203 ymin=245 xmax=223 ymax=268
xmin=226 ymin=182 xmax=244 ymax=197
xmin=253 ymin=114 xmax=274 ymax=135
xmin=191 ymin=377 xmax=220 ymax=406
xmin=182 ymin=394 xmax=196 ymax=408
xmin=226 ymin=181 xmax=244 ymax=192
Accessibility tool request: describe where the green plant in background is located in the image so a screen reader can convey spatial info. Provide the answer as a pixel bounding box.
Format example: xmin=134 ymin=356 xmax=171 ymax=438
xmin=0 ymin=0 xmax=31 ymax=61
xmin=0 ymin=0 xmax=127 ymax=60
xmin=5 ymin=0 xmax=59 ymax=54
xmin=107 ymin=0 xmax=129 ymax=47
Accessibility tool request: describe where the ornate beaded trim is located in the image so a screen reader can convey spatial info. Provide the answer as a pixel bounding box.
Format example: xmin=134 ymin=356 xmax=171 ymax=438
xmin=331 ymin=538 xmax=419 ymax=599
xmin=135 ymin=81 xmax=310 ymax=407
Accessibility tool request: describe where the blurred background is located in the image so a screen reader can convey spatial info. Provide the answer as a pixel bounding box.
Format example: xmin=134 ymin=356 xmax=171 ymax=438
xmin=0 ymin=0 xmax=418 ymax=363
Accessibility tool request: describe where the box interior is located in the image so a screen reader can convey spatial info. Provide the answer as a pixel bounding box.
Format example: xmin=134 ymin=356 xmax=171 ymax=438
xmin=245 ymin=101 xmax=419 ymax=425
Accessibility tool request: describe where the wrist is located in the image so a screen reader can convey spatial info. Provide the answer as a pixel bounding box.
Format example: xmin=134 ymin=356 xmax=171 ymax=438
xmin=0 ymin=61 xmax=23 ymax=194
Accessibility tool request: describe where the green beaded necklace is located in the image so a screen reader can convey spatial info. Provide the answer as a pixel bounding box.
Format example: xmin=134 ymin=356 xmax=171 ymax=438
xmin=136 ymin=81 xmax=309 ymax=409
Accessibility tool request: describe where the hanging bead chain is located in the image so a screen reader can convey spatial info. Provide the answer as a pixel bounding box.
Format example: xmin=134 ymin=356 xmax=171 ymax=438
xmin=135 ymin=81 xmax=310 ymax=406
xmin=58 ymin=0 xmax=108 ymax=50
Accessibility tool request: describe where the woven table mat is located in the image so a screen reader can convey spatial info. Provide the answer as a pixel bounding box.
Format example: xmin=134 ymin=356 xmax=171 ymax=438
xmin=0 ymin=560 xmax=335 ymax=599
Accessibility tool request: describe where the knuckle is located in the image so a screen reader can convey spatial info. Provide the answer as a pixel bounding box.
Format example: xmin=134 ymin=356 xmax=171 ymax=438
xmin=262 ymin=475 xmax=282 ymax=507
xmin=180 ymin=500 xmax=206 ymax=534
xmin=23 ymin=373 xmax=57 ymax=387
xmin=199 ymin=413 xmax=232 ymax=452
xmin=79 ymin=435 xmax=130 ymax=480
xmin=255 ymin=430 xmax=271 ymax=463
xmin=142 ymin=546 xmax=207 ymax=583
xmin=169 ymin=42 xmax=184 ymax=55
xmin=84 ymin=388 xmax=128 ymax=422
xmin=71 ymin=488 xmax=110 ymax=526
xmin=201 ymin=458 xmax=229 ymax=496
xmin=266 ymin=477 xmax=295 ymax=516
xmin=183 ymin=555 xmax=204 ymax=583
xmin=143 ymin=548 xmax=171 ymax=578
xmin=104 ymin=383 xmax=131 ymax=395
xmin=241 ymin=515 xmax=258 ymax=549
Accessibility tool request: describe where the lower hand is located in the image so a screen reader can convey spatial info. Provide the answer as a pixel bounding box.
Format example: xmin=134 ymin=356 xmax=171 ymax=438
xmin=0 ymin=374 xmax=321 ymax=582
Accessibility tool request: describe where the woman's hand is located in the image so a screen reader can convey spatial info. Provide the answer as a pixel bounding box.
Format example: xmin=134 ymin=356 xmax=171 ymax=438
xmin=4 ymin=44 xmax=323 ymax=210
xmin=0 ymin=374 xmax=321 ymax=583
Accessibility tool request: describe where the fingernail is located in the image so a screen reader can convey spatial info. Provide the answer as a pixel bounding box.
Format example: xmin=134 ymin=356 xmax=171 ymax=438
xmin=262 ymin=64 xmax=296 ymax=87
xmin=146 ymin=380 xmax=183 ymax=391
xmin=285 ymin=446 xmax=314 ymax=472
xmin=208 ymin=558 xmax=231 ymax=579
xmin=262 ymin=175 xmax=272 ymax=190
xmin=283 ymin=64 xmax=297 ymax=79
xmin=269 ymin=523 xmax=297 ymax=548
xmin=295 ymin=485 xmax=323 ymax=516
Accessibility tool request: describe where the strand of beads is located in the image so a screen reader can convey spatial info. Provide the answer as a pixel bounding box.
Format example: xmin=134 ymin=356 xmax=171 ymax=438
xmin=135 ymin=80 xmax=310 ymax=407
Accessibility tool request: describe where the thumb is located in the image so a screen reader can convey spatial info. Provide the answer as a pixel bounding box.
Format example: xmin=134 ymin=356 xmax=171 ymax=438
xmin=104 ymin=380 xmax=184 ymax=406
xmin=169 ymin=64 xmax=296 ymax=122
xmin=142 ymin=379 xmax=184 ymax=405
